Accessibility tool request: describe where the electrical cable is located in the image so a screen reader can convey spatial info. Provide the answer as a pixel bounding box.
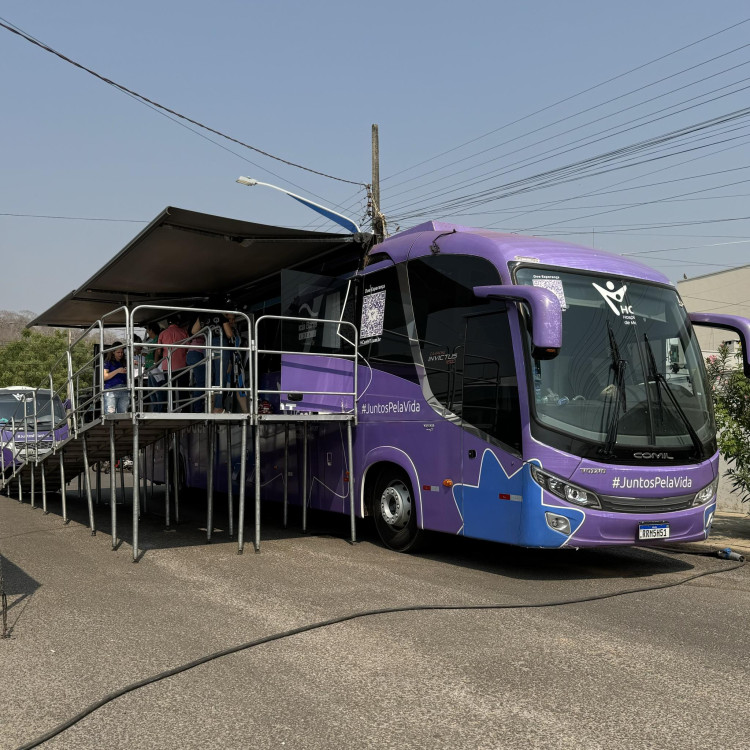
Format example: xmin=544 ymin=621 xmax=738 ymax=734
xmin=483 ymin=128 xmax=750 ymax=229
xmin=0 ymin=17 xmax=365 ymax=187
xmin=384 ymin=48 xmax=750 ymax=201
xmin=0 ymin=213 xmax=147 ymax=223
xmin=386 ymin=74 xmax=750 ymax=215
xmin=392 ymin=104 xmax=750 ymax=222
xmin=515 ymin=172 xmax=750 ymax=234
xmin=380 ymin=17 xmax=750 ymax=185
xmin=392 ymin=123 xmax=750 ymax=223
xmin=12 ymin=552 xmax=745 ymax=749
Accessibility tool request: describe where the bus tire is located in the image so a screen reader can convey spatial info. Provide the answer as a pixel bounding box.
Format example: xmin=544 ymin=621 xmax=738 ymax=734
xmin=371 ymin=468 xmax=422 ymax=553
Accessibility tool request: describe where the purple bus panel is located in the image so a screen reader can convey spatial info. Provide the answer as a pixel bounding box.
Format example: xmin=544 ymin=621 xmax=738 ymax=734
xmin=280 ymin=354 xmax=354 ymax=412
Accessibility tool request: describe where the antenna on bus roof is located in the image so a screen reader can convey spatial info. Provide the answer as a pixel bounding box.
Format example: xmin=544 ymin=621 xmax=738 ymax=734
xmin=236 ymin=176 xmax=360 ymax=235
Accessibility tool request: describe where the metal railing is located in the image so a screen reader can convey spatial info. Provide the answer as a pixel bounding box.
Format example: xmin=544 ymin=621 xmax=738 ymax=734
xmin=127 ymin=305 xmax=253 ymax=416
xmin=254 ymin=314 xmax=359 ymax=418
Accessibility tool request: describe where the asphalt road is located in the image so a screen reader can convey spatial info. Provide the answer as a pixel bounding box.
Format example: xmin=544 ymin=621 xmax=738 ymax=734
xmin=1 ymin=487 xmax=748 ymax=750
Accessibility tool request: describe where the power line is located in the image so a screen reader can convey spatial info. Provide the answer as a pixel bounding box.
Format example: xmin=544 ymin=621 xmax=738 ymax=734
xmin=487 ymin=135 xmax=750 ymax=228
xmin=392 ymin=105 xmax=750 ymax=222
xmin=515 ymin=170 xmax=750 ymax=234
xmin=379 ymin=17 xmax=750 ymax=185
xmin=0 ymin=17 xmax=366 ymax=187
xmin=389 ymin=86 xmax=750 ymax=219
xmin=448 ymin=190 xmax=750 ymax=217
xmin=383 ymin=43 xmax=750 ymax=200
xmin=622 ymin=238 xmax=750 ymax=257
xmin=0 ymin=212 xmax=146 ymax=223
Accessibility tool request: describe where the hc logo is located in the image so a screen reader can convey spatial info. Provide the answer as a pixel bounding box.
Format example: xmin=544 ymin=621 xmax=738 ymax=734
xmin=592 ymin=281 xmax=632 ymax=316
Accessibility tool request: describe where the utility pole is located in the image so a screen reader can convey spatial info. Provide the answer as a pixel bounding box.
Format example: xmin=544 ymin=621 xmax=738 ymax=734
xmin=371 ymin=124 xmax=386 ymax=244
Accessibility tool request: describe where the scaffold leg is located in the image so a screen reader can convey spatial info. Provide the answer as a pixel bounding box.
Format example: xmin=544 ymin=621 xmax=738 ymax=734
xmin=110 ymin=421 xmax=117 ymax=550
xmin=140 ymin=449 xmax=148 ymax=514
xmin=164 ymin=432 xmax=171 ymax=530
xmin=172 ymin=432 xmax=179 ymax=527
xmin=348 ymin=420 xmax=356 ymax=544
xmin=60 ymin=451 xmax=68 ymax=524
xmin=283 ymin=424 xmax=289 ymax=529
xmin=132 ymin=420 xmax=140 ymax=562
xmin=254 ymin=422 xmax=261 ymax=553
xmin=227 ymin=426 xmax=233 ymax=540
xmin=207 ymin=422 xmax=215 ymax=543
xmin=237 ymin=418 xmax=247 ymax=555
xmin=119 ymin=459 xmax=126 ymax=512
xmin=302 ymin=423 xmax=308 ymax=534
xmin=82 ymin=435 xmax=96 ymax=536
xmin=41 ymin=461 xmax=47 ymax=514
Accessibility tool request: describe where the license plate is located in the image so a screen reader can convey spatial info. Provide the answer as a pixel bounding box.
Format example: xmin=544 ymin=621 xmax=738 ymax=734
xmin=638 ymin=523 xmax=670 ymax=540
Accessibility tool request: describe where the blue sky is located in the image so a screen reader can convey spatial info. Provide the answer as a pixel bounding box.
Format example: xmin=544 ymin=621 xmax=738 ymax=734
xmin=2 ymin=1 xmax=750 ymax=314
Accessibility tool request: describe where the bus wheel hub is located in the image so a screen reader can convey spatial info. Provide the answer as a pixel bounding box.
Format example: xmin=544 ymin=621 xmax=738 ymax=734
xmin=380 ymin=481 xmax=411 ymax=529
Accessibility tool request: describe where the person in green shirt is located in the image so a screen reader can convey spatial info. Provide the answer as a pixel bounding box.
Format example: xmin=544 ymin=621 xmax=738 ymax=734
xmin=143 ymin=322 xmax=160 ymax=370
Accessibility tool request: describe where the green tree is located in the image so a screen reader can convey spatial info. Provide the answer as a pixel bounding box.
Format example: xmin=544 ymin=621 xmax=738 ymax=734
xmin=706 ymin=343 xmax=750 ymax=503
xmin=0 ymin=329 xmax=95 ymax=392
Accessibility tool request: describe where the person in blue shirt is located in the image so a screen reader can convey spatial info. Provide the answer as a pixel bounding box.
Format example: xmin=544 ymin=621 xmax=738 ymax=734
xmin=103 ymin=341 xmax=129 ymax=413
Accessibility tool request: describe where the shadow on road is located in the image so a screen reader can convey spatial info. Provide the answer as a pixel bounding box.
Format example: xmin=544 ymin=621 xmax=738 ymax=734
xmin=5 ymin=485 xmax=698 ymax=582
xmin=0 ymin=555 xmax=41 ymax=637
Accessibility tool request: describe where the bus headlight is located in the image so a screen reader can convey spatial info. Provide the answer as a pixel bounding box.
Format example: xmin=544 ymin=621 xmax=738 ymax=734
xmin=692 ymin=477 xmax=719 ymax=507
xmin=530 ymin=465 xmax=601 ymax=509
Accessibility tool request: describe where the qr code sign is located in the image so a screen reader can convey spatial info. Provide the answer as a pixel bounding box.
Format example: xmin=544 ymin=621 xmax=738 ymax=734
xmin=361 ymin=290 xmax=386 ymax=339
xmin=532 ymin=278 xmax=567 ymax=310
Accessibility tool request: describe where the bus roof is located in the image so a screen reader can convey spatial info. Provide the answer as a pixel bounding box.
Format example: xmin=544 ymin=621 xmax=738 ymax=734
xmin=376 ymin=221 xmax=671 ymax=286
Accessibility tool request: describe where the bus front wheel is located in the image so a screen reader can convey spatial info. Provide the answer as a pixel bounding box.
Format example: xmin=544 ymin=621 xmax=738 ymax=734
xmin=371 ymin=469 xmax=422 ymax=552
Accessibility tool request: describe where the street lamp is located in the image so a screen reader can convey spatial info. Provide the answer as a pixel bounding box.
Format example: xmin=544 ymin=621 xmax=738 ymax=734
xmin=236 ymin=176 xmax=360 ymax=234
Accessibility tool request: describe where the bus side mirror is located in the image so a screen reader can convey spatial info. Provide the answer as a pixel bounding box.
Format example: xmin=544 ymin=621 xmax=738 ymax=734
xmin=688 ymin=312 xmax=750 ymax=378
xmin=474 ymin=285 xmax=562 ymax=359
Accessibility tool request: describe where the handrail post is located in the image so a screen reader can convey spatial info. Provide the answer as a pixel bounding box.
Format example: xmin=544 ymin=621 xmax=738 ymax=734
xmin=32 ymin=390 xmax=38 ymax=464
xmin=99 ymin=321 xmax=106 ymax=422
xmin=49 ymin=372 xmax=56 ymax=452
xmin=66 ymin=346 xmax=77 ymax=438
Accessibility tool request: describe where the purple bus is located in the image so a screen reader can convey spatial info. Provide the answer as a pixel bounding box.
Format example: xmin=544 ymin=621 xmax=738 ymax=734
xmin=152 ymin=220 xmax=749 ymax=552
xmin=0 ymin=387 xmax=68 ymax=472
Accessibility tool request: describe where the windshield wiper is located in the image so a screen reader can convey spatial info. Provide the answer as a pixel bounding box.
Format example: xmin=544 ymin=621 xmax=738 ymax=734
xmin=599 ymin=321 xmax=627 ymax=457
xmin=643 ymin=333 xmax=703 ymax=460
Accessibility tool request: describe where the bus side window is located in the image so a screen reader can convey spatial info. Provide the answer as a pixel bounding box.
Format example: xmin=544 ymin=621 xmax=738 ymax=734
xmin=359 ymin=266 xmax=419 ymax=383
xmin=407 ymin=255 xmax=520 ymax=450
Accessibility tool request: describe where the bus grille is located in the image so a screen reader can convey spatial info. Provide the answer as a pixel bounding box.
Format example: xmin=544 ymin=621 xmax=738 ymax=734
xmin=598 ymin=493 xmax=694 ymax=514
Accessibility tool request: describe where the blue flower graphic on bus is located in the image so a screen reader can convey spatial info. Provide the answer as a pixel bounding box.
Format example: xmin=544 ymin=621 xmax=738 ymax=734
xmin=453 ymin=450 xmax=525 ymax=544
xmin=453 ymin=451 xmax=586 ymax=547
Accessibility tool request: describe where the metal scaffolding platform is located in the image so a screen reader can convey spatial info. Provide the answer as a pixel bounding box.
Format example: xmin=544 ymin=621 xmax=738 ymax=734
xmin=1 ymin=304 xmax=359 ymax=562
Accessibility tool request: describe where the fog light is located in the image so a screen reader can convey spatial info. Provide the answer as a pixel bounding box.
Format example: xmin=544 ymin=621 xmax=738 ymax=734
xmin=545 ymin=512 xmax=571 ymax=535
xmin=705 ymin=511 xmax=714 ymax=530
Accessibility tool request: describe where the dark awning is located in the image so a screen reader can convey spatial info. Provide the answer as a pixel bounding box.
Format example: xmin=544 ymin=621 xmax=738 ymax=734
xmin=29 ymin=206 xmax=366 ymax=328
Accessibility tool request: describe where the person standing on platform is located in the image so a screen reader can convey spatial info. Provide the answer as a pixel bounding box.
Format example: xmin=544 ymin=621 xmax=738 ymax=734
xmin=150 ymin=314 xmax=189 ymax=412
xmin=103 ymin=342 xmax=129 ymax=413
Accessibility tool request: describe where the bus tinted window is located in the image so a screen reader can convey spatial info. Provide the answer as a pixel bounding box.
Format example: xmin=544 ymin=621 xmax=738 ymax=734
xmin=408 ymin=255 xmax=520 ymax=449
xmin=359 ymin=266 xmax=418 ymax=383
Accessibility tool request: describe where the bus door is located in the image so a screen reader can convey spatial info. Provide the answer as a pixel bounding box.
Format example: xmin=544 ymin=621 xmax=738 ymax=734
xmin=458 ymin=307 xmax=524 ymax=543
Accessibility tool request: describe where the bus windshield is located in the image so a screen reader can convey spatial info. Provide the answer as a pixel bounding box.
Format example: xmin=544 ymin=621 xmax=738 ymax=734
xmin=0 ymin=392 xmax=65 ymax=429
xmin=515 ymin=267 xmax=715 ymax=460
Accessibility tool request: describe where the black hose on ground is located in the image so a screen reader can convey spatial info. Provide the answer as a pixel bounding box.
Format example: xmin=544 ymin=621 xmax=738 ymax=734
xmin=14 ymin=551 xmax=745 ymax=750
